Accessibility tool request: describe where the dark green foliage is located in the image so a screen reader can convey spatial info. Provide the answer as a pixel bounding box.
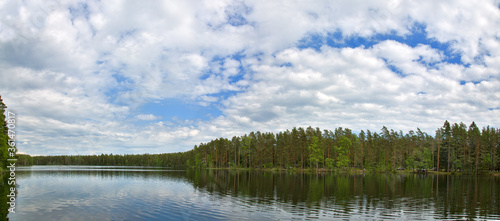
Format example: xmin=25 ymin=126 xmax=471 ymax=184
xmin=32 ymin=152 xmax=193 ymax=167
xmin=0 ymin=95 xmax=10 ymax=170
xmin=16 ymin=154 xmax=33 ymax=166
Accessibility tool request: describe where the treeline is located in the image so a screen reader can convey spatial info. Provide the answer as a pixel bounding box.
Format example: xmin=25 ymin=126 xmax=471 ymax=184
xmin=187 ymin=121 xmax=499 ymax=173
xmin=32 ymin=121 xmax=500 ymax=173
xmin=32 ymin=152 xmax=187 ymax=167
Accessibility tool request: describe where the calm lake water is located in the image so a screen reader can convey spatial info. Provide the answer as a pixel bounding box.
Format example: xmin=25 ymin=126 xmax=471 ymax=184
xmin=5 ymin=166 xmax=500 ymax=220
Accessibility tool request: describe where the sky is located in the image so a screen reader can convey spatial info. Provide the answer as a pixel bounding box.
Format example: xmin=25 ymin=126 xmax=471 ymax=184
xmin=0 ymin=0 xmax=499 ymax=155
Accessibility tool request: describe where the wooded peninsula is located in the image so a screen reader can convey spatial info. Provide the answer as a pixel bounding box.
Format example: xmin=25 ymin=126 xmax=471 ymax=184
xmin=23 ymin=122 xmax=500 ymax=174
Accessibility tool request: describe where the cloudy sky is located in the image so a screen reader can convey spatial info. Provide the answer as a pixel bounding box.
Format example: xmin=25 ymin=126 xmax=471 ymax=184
xmin=1 ymin=0 xmax=499 ymax=155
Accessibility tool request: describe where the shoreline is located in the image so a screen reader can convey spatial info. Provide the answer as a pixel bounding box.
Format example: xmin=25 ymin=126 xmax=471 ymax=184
xmin=202 ymin=167 xmax=500 ymax=176
xmin=22 ymin=164 xmax=500 ymax=176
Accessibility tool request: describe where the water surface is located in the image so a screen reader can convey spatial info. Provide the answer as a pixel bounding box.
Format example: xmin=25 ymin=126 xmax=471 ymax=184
xmin=5 ymin=166 xmax=500 ymax=220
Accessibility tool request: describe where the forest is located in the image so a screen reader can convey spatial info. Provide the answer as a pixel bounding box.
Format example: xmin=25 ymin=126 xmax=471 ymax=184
xmin=30 ymin=121 xmax=500 ymax=173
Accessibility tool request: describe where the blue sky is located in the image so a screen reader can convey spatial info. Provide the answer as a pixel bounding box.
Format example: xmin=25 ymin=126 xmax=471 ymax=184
xmin=0 ymin=0 xmax=499 ymax=155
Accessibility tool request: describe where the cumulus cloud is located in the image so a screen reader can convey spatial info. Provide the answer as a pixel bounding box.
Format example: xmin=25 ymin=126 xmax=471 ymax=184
xmin=0 ymin=0 xmax=499 ymax=155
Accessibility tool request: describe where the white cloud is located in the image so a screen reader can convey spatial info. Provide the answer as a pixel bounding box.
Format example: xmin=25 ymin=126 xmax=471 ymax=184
xmin=219 ymin=42 xmax=500 ymax=134
xmin=136 ymin=114 xmax=159 ymax=121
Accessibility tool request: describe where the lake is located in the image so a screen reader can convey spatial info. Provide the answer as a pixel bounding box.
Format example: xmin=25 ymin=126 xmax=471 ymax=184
xmin=4 ymin=166 xmax=500 ymax=220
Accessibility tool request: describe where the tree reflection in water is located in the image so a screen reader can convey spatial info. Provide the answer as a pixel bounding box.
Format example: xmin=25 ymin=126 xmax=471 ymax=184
xmin=186 ymin=169 xmax=500 ymax=220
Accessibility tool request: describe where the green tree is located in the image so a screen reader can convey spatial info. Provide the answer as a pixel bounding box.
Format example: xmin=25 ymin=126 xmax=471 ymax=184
xmin=325 ymin=158 xmax=335 ymax=169
xmin=442 ymin=120 xmax=452 ymax=172
xmin=481 ymin=126 xmax=497 ymax=171
xmin=359 ymin=130 xmax=365 ymax=169
xmin=308 ymin=136 xmax=323 ymax=169
xmin=468 ymin=122 xmax=481 ymax=174
xmin=435 ymin=128 xmax=443 ymax=171
xmin=405 ymin=154 xmax=415 ymax=170
xmin=335 ymin=136 xmax=351 ymax=168
xmin=194 ymin=152 xmax=202 ymax=168
xmin=241 ymin=135 xmax=251 ymax=167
